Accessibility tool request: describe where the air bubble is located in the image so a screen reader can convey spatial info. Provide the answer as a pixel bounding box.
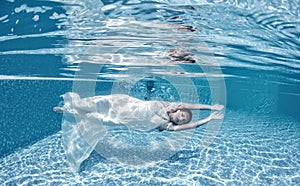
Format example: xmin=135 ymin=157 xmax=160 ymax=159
xmin=33 ymin=15 xmax=39 ymax=21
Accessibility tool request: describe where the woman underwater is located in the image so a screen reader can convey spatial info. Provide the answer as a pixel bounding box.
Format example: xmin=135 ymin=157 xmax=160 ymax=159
xmin=54 ymin=92 xmax=224 ymax=132
xmin=54 ymin=92 xmax=224 ymax=172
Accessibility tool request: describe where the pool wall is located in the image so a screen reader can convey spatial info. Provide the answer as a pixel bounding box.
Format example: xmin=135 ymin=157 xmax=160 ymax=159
xmin=0 ymin=79 xmax=70 ymax=158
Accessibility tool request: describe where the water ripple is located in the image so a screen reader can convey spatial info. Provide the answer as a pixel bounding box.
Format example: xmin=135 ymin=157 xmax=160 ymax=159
xmin=1 ymin=0 xmax=299 ymax=85
xmin=0 ymin=0 xmax=299 ymax=101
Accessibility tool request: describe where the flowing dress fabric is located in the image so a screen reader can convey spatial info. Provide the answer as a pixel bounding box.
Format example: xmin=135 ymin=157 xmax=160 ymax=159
xmin=61 ymin=92 xmax=169 ymax=172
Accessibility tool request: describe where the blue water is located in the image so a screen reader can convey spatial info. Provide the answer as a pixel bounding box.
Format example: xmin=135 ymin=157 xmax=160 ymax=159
xmin=0 ymin=0 xmax=300 ymax=185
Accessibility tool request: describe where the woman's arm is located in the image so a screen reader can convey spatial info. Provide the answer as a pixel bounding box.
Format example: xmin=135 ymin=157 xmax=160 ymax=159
xmin=181 ymin=103 xmax=224 ymax=111
xmin=164 ymin=111 xmax=224 ymax=131
xmin=161 ymin=101 xmax=224 ymax=112
xmin=168 ymin=117 xmax=211 ymax=131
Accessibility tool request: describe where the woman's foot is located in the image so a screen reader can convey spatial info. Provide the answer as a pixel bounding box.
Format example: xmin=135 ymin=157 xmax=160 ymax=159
xmin=53 ymin=107 xmax=63 ymax=113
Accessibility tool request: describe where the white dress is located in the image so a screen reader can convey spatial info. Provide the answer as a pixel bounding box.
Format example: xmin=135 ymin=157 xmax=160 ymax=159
xmin=60 ymin=92 xmax=169 ymax=172
xmin=63 ymin=92 xmax=169 ymax=131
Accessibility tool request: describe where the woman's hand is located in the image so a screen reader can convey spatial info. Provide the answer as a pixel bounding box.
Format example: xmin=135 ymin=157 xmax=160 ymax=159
xmin=211 ymin=104 xmax=224 ymax=111
xmin=210 ymin=111 xmax=224 ymax=120
xmin=158 ymin=122 xmax=174 ymax=131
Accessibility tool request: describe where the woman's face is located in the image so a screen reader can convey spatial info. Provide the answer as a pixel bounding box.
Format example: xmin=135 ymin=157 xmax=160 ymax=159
xmin=169 ymin=109 xmax=190 ymax=125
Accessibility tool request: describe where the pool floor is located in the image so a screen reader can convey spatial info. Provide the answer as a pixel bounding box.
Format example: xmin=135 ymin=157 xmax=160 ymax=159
xmin=1 ymin=110 xmax=299 ymax=185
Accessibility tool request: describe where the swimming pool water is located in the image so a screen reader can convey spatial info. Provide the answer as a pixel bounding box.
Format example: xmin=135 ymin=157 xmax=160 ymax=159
xmin=0 ymin=0 xmax=300 ymax=185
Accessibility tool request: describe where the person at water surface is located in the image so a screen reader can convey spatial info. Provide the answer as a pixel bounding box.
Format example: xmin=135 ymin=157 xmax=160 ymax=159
xmin=54 ymin=93 xmax=224 ymax=131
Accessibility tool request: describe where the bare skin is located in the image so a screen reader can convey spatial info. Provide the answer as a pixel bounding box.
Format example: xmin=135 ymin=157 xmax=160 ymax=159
xmin=53 ymin=106 xmax=63 ymax=113
xmin=162 ymin=101 xmax=223 ymax=112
